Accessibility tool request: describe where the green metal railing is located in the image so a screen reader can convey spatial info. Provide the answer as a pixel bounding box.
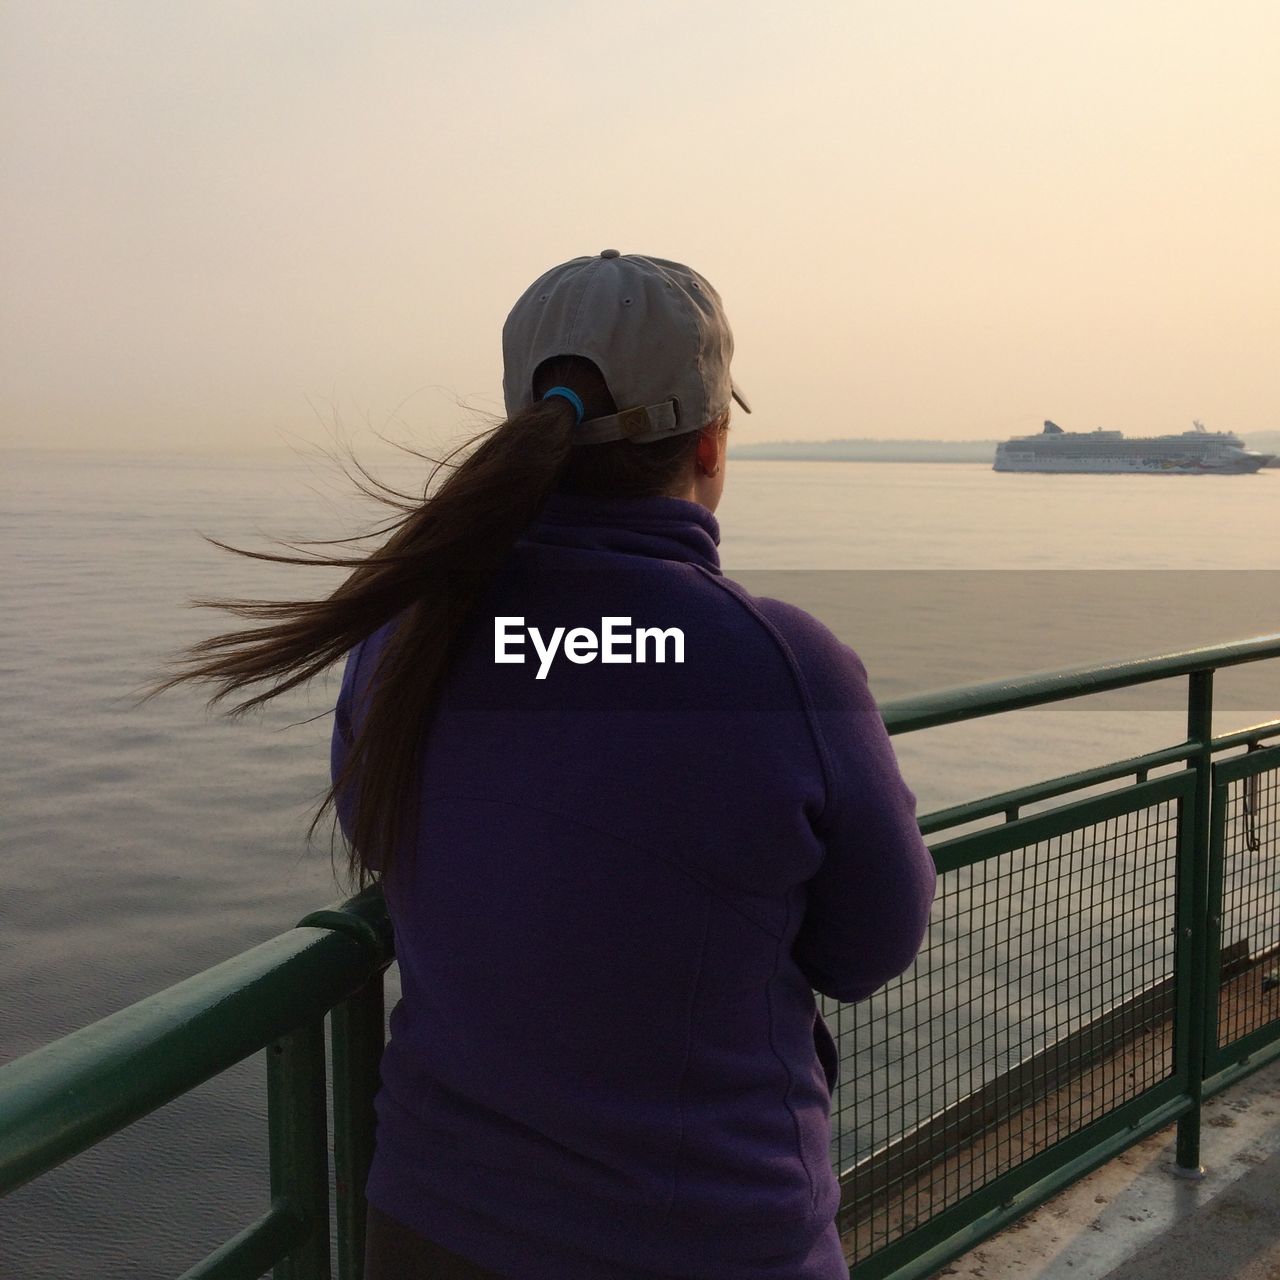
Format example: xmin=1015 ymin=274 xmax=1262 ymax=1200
xmin=0 ymin=888 xmax=393 ymax=1280
xmin=1 ymin=634 xmax=1278 ymax=1279
xmin=834 ymin=634 xmax=1280 ymax=1277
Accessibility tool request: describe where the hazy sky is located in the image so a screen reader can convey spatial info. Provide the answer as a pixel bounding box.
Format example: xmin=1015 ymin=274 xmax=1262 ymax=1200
xmin=3 ymin=1 xmax=1277 ymax=451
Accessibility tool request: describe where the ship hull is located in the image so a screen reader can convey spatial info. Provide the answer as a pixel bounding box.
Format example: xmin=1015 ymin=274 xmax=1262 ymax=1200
xmin=994 ymin=453 xmax=1270 ymax=474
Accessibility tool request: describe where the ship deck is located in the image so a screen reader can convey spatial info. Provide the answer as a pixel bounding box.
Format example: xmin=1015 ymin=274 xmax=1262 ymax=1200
xmin=935 ymin=1052 xmax=1280 ymax=1280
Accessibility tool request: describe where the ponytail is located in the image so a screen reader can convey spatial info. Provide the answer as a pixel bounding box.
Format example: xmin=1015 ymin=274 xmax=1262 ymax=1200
xmin=153 ymin=396 xmax=575 ymax=884
xmin=153 ymin=354 xmax=706 ymax=885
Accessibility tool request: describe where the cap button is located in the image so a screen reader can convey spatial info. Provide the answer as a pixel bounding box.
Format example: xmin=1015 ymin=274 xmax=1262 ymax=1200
xmin=599 ymin=248 xmax=620 ymax=259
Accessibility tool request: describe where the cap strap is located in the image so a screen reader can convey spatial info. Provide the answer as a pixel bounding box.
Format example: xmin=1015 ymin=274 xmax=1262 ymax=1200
xmin=576 ymin=401 xmax=687 ymax=445
xmin=541 ymin=386 xmax=584 ymax=426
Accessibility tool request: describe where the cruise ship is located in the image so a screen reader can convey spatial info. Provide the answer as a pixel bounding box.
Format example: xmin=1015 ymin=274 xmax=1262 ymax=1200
xmin=994 ymin=420 xmax=1274 ymax=474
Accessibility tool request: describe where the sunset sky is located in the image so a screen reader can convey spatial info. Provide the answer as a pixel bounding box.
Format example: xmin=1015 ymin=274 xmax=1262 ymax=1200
xmin=3 ymin=1 xmax=1277 ymax=452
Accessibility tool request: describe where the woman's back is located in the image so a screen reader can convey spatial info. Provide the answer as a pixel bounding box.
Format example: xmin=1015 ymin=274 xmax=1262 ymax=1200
xmin=335 ymin=492 xmax=934 ymax=1279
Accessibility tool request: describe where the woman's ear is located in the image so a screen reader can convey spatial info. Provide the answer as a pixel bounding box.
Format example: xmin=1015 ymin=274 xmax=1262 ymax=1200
xmin=696 ymin=429 xmax=720 ymax=477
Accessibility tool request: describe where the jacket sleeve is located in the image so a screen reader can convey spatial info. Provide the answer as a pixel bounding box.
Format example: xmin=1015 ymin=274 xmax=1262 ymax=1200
xmin=757 ymin=599 xmax=937 ymax=1003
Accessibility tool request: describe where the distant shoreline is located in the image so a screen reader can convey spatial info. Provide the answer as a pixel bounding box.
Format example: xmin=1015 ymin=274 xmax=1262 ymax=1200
xmin=729 ymin=439 xmax=997 ymax=463
xmin=730 ymin=432 xmax=1280 ymax=465
xmin=730 ymin=451 xmax=992 ymax=463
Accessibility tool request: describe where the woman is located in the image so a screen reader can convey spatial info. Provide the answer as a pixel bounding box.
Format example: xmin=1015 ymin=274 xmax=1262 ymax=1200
xmin=174 ymin=251 xmax=936 ymax=1279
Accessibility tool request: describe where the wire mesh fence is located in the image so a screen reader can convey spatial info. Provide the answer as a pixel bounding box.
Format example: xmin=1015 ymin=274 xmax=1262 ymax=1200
xmin=828 ymin=791 xmax=1181 ymax=1267
xmin=1216 ymin=755 xmax=1280 ymax=1052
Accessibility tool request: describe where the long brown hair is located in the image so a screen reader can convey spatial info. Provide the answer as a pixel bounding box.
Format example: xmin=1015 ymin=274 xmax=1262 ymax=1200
xmin=152 ymin=356 xmax=711 ymax=885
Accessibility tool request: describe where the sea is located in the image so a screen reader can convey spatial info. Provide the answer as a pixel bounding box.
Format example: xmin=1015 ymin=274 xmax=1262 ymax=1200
xmin=2 ymin=449 xmax=1278 ymax=1278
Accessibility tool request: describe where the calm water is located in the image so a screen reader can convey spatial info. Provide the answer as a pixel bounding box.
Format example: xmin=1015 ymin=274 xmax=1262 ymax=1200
xmin=3 ymin=450 xmax=1278 ymax=1277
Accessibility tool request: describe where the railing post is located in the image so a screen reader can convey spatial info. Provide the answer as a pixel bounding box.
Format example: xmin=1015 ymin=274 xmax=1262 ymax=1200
xmin=1174 ymin=669 xmax=1213 ymax=1177
xmin=268 ymin=1022 xmax=332 ymax=1279
xmin=331 ymin=975 xmax=386 ymax=1280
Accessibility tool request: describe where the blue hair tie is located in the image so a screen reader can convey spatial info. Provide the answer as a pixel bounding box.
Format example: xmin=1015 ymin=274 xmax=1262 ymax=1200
xmin=542 ymin=386 xmax=585 ymax=426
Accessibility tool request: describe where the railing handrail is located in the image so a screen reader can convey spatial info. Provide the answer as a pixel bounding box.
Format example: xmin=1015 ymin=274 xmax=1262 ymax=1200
xmin=880 ymin=630 xmax=1280 ymax=734
xmin=0 ymin=888 xmax=391 ymax=1197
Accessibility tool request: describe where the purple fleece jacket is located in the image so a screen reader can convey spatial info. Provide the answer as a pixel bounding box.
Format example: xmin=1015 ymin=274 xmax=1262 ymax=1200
xmin=331 ymin=493 xmax=936 ymax=1280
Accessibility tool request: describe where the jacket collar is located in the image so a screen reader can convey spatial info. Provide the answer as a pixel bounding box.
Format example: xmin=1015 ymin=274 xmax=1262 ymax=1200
xmin=525 ymin=492 xmax=722 ymax=573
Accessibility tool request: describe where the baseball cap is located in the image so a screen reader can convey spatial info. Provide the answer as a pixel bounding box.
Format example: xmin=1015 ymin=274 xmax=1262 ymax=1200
xmin=502 ymin=249 xmax=751 ymax=445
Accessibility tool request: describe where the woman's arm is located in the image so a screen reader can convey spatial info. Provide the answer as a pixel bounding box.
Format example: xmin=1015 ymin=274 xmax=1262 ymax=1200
xmin=753 ymin=598 xmax=937 ymax=1003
